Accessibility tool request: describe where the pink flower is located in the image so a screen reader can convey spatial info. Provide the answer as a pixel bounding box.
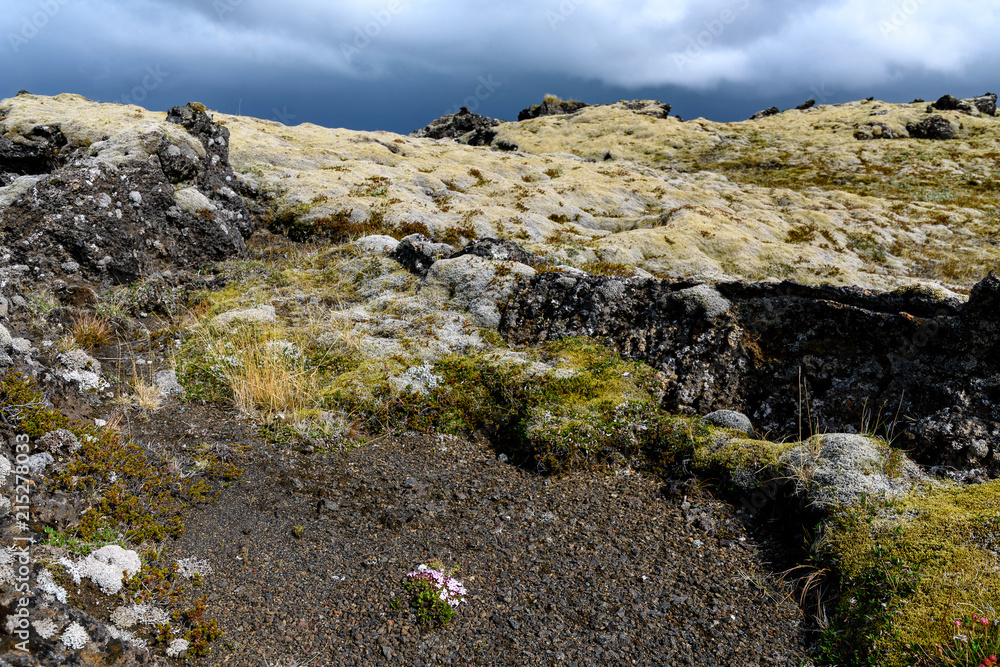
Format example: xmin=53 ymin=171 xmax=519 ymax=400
xmin=955 ymin=620 xmax=962 ymax=627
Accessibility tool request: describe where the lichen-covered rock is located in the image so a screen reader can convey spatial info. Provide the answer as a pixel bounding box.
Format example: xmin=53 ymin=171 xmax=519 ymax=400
xmin=353 ymin=234 xmax=399 ymax=256
xmin=749 ymin=106 xmax=780 ymax=120
xmin=703 ymin=410 xmax=754 ymax=436
xmin=450 ymin=238 xmax=539 ymax=266
xmin=152 ymin=369 xmax=184 ymax=398
xmin=410 ymin=107 xmax=499 ymax=146
xmin=779 ymin=434 xmax=925 ymax=507
xmin=0 ymin=100 xmax=251 ymax=289
xmin=854 ymin=121 xmax=900 ymax=140
xmin=421 ymin=254 xmax=536 ymax=328
xmin=501 ymin=272 xmax=999 ymax=474
xmin=212 ymin=305 xmax=277 ymax=327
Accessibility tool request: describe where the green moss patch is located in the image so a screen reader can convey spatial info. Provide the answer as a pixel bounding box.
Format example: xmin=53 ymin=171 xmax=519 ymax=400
xmin=818 ymin=481 xmax=1000 ymax=666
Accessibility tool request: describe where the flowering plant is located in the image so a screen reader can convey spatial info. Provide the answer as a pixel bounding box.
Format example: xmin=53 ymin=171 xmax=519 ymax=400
xmin=922 ymin=613 xmax=1000 ymax=666
xmin=402 ymin=562 xmax=467 ymax=628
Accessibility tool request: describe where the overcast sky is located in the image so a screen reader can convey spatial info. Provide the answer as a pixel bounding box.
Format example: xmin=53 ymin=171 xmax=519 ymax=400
xmin=2 ymin=0 xmax=997 ymax=133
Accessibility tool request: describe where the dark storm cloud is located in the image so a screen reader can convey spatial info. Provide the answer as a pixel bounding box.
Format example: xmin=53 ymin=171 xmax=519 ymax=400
xmin=2 ymin=0 xmax=997 ymax=132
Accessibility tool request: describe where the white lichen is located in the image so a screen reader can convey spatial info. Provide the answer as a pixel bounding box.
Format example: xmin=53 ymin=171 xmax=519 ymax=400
xmin=176 ymin=557 xmax=213 ymax=579
xmin=110 ymin=603 xmax=169 ymax=629
xmin=60 ymin=621 xmax=89 ymax=650
xmin=32 ymin=617 xmax=59 ymax=639
xmin=166 ymin=637 xmax=190 ymax=658
xmin=70 ymin=545 xmax=141 ymax=595
xmin=37 ymin=569 xmax=67 ymax=603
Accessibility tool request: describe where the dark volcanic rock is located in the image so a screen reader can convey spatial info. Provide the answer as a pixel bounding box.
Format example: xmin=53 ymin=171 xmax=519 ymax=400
xmin=796 ymin=99 xmax=816 ymax=110
xmin=391 ymin=234 xmax=455 ymax=277
xmin=0 ymin=102 xmax=252 ymax=287
xmin=931 ymin=93 xmax=996 ymax=116
xmin=0 ymin=124 xmax=67 ymax=180
xmin=932 ymin=93 xmax=997 ymax=116
xmin=501 ymin=273 xmax=1000 ymax=474
xmin=906 ymin=114 xmax=955 ymax=140
xmin=451 ymin=238 xmax=539 ymax=266
xmin=749 ymin=107 xmax=780 ymax=120
xmin=970 ymin=92 xmax=998 ymax=116
xmin=410 ymin=106 xmax=500 ymax=146
xmin=518 ymin=97 xmax=589 ymax=121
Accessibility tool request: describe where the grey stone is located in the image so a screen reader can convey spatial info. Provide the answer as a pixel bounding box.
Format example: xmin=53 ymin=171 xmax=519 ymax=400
xmin=703 ymin=410 xmax=754 ymax=436
xmin=675 ymin=285 xmax=731 ymax=320
xmin=353 ymin=235 xmax=399 ymax=255
xmin=779 ymin=434 xmax=924 ymax=507
xmin=420 ymin=254 xmax=535 ymax=328
xmin=11 ymin=337 xmax=33 ymax=355
xmin=0 ymin=323 xmax=12 ymax=349
xmin=153 ymin=369 xmax=185 ymax=397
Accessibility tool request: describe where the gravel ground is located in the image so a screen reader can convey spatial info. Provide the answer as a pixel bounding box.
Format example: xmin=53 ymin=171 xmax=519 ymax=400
xmin=129 ymin=402 xmax=812 ymax=666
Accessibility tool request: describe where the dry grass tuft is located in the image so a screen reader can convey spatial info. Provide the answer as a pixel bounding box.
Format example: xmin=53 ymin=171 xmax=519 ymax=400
xmin=71 ymin=313 xmax=114 ymax=351
xmin=206 ymin=326 xmax=319 ymax=418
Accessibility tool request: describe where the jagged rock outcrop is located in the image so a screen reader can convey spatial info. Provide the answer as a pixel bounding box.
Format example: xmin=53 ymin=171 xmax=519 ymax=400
xmin=906 ymin=114 xmax=955 ymax=139
xmin=933 ymin=93 xmax=997 ymax=116
xmin=410 ymin=106 xmax=499 ymax=146
xmin=0 ymin=102 xmax=251 ymax=288
xmin=796 ymin=99 xmax=816 ymax=111
xmin=501 ymin=272 xmax=1000 ymax=474
xmin=748 ymin=106 xmax=780 ymax=120
xmin=518 ymin=97 xmax=589 ymax=121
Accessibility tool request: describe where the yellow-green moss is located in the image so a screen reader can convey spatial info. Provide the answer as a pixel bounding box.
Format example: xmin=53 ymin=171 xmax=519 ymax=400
xmin=691 ymin=434 xmax=797 ymax=477
xmin=821 ymin=480 xmax=1000 ymax=665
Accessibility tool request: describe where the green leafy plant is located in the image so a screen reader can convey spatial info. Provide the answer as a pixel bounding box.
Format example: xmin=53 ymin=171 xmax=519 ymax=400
xmin=402 ymin=562 xmax=466 ymax=628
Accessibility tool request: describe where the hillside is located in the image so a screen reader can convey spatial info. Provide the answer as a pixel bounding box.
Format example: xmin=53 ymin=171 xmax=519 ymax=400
xmin=0 ymin=92 xmax=997 ymax=667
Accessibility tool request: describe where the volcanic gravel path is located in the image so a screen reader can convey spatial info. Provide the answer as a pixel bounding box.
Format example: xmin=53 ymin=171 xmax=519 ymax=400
xmin=130 ymin=402 xmax=811 ymax=666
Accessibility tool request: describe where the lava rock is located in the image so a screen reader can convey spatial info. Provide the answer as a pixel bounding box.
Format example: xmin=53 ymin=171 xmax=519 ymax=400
xmin=0 ymin=124 xmax=67 ymax=177
xmin=795 ymin=99 xmax=816 ymax=110
xmin=932 ymin=93 xmax=996 ymax=116
xmin=0 ymin=102 xmax=252 ymax=288
xmin=748 ymin=107 xmax=780 ymax=120
xmin=906 ymin=115 xmax=955 ymax=140
xmin=391 ymin=234 xmax=455 ymax=277
xmin=518 ymin=97 xmax=589 ymax=121
xmin=620 ymin=100 xmax=672 ymax=119
xmin=411 ymin=107 xmax=500 ymax=146
xmin=450 ymin=238 xmax=539 ymax=266
xmin=970 ymin=92 xmax=997 ymax=116
xmin=500 ymin=273 xmax=998 ymax=474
